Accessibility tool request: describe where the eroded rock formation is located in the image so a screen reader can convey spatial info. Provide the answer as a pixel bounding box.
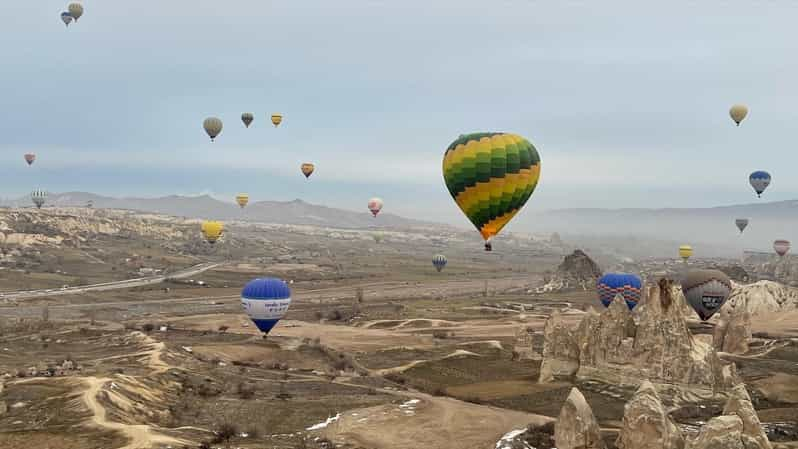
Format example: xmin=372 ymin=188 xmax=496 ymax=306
xmin=712 ymin=309 xmax=751 ymax=355
xmin=616 ymin=381 xmax=685 ymax=449
xmin=539 ymin=280 xmax=739 ymax=397
xmin=538 ymin=249 xmax=602 ymax=293
xmin=724 ymin=280 xmax=798 ymax=316
xmin=554 ymin=387 xmax=605 ymax=449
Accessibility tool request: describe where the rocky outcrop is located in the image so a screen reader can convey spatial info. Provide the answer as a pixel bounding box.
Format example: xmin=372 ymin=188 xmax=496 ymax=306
xmin=554 ymin=387 xmax=605 ymax=449
xmin=721 ymin=384 xmax=772 ymax=449
xmin=689 ymin=415 xmax=747 ymax=449
xmin=724 ymin=281 xmax=798 ymax=316
xmin=539 ymin=280 xmax=739 ymax=397
xmin=713 ymin=309 xmax=751 ymax=354
xmin=538 ymin=249 xmax=602 ymax=293
xmin=616 ymin=381 xmax=684 ymax=449
xmin=539 ymin=311 xmax=580 ymax=382
xmin=0 ymin=210 xmax=186 ymax=248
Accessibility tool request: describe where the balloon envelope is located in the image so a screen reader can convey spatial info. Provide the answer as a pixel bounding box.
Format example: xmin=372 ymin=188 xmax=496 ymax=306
xmin=368 ymin=198 xmax=383 ymax=217
xmin=235 ymin=194 xmax=249 ymax=209
xmin=596 ymin=273 xmax=642 ymax=310
xmin=301 ymin=163 xmax=315 ymax=178
xmin=271 ymin=114 xmax=283 ymax=127
xmin=443 ymin=132 xmax=541 ymax=247
xmin=241 ymin=278 xmax=291 ymax=334
xmin=24 ymin=153 xmax=35 ymax=165
xmin=241 ymin=113 xmax=254 ymax=128
xmin=31 ymin=190 xmax=47 ymax=209
xmin=749 ymin=171 xmax=771 ymax=197
xmin=729 ymin=104 xmax=748 ymax=126
xmin=432 ymin=254 xmax=448 ymax=272
xmin=681 ymin=269 xmax=732 ymax=321
xmin=735 ymin=218 xmax=749 ymax=233
xmin=201 ymin=221 xmax=224 ymax=244
xmin=203 ymin=117 xmax=223 ymax=141
xmin=61 ymin=12 xmax=73 ymax=26
xmin=67 ymin=2 xmax=83 ymax=21
xmin=679 ymin=245 xmax=693 ymax=261
xmin=774 ymin=239 xmax=791 ymax=257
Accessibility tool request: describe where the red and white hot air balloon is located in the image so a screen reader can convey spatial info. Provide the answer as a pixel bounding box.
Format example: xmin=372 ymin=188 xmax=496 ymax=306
xmin=24 ymin=153 xmax=36 ymax=166
xmin=368 ymin=197 xmax=383 ymax=217
xmin=774 ymin=239 xmax=791 ymax=257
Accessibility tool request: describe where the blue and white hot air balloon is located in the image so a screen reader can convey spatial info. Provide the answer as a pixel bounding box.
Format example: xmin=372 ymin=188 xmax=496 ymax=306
xmin=749 ymin=171 xmax=771 ymax=198
xmin=241 ymin=278 xmax=291 ymax=336
xmin=596 ymin=273 xmax=642 ymax=310
xmin=432 ymin=254 xmax=447 ymax=272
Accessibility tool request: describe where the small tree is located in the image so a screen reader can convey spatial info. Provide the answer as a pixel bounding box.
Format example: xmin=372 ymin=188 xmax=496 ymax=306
xmin=41 ymin=306 xmax=49 ymax=323
xmin=141 ymin=323 xmax=155 ymax=333
xmin=218 ymin=325 xmax=229 ymax=333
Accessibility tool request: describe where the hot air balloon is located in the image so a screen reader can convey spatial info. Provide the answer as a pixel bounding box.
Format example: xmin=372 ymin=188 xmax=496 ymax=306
xmin=31 ymin=190 xmax=47 ymax=209
xmin=201 ymin=221 xmax=224 ymax=244
xmin=749 ymin=171 xmax=771 ymax=198
xmin=679 ymin=245 xmax=693 ymax=262
xmin=735 ymin=218 xmax=749 ymax=234
xmin=368 ymin=198 xmax=383 ymax=217
xmin=681 ymin=269 xmax=732 ymax=321
xmin=61 ymin=12 xmax=73 ymax=26
xmin=241 ymin=113 xmax=254 ymax=128
xmin=443 ymin=132 xmax=541 ymax=252
xmin=203 ymin=117 xmax=223 ymax=142
xmin=432 ymin=254 xmax=448 ymax=272
xmin=241 ymin=278 xmax=292 ymax=336
xmin=301 ymin=163 xmax=315 ymax=179
xmin=774 ymin=239 xmax=790 ymax=257
xmin=729 ymin=104 xmax=748 ymax=126
xmin=235 ymin=194 xmax=249 ymax=209
xmin=596 ymin=273 xmax=642 ymax=310
xmin=24 ymin=154 xmax=35 ymax=166
xmin=270 ymin=114 xmax=283 ymax=127
xmin=67 ymin=2 xmax=83 ymax=21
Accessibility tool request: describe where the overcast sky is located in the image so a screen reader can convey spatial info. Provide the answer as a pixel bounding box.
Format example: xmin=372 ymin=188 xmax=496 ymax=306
xmin=2 ymin=1 xmax=797 ymax=231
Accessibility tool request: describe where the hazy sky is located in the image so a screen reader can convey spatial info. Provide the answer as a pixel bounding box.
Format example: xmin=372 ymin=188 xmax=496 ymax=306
xmin=3 ymin=1 xmax=798 ymax=231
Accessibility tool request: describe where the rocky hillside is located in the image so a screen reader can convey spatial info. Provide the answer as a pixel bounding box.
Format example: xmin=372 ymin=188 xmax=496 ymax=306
xmin=4 ymin=192 xmax=436 ymax=229
xmin=724 ymin=281 xmax=798 ymax=316
xmin=0 ymin=209 xmax=187 ymax=248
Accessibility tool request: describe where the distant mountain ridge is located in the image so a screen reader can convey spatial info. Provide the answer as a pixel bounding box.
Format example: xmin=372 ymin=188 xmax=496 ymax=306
xmin=527 ymin=200 xmax=798 ymax=253
xmin=1 ymin=192 xmax=435 ymax=229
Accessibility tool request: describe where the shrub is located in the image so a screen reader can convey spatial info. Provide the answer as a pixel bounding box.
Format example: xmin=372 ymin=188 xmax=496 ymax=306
xmin=141 ymin=323 xmax=155 ymax=333
xmin=236 ymin=382 xmax=255 ymax=399
xmin=432 ymin=330 xmax=448 ymax=339
xmin=213 ymin=422 xmax=238 ymax=443
xmin=218 ymin=325 xmax=229 ymax=333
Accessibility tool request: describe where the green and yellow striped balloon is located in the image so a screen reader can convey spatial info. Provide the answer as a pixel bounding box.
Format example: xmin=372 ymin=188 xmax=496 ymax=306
xmin=442 ymin=132 xmax=540 ymax=245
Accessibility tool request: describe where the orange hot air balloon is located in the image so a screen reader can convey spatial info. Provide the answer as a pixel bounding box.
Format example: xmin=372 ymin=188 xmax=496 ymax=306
xmin=235 ymin=194 xmax=249 ymax=209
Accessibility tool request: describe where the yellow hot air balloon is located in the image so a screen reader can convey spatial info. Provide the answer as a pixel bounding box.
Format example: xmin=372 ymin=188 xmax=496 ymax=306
xmin=443 ymin=132 xmax=541 ymax=251
xmin=679 ymin=245 xmax=693 ymax=262
xmin=235 ymin=193 xmax=249 ymax=209
xmin=271 ymin=114 xmax=283 ymax=127
xmin=729 ymin=104 xmax=748 ymax=126
xmin=301 ymin=163 xmax=315 ymax=179
xmin=201 ymin=221 xmax=224 ymax=244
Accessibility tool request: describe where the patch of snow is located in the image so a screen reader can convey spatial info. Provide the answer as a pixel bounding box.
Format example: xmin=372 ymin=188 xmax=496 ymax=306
xmin=399 ymin=399 xmax=420 ymax=409
xmin=495 ymin=428 xmax=532 ymax=449
xmin=306 ymin=412 xmax=341 ymax=431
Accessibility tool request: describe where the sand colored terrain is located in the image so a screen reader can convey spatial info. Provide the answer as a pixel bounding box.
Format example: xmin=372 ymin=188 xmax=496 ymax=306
xmin=318 ymin=394 xmax=551 ymax=449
